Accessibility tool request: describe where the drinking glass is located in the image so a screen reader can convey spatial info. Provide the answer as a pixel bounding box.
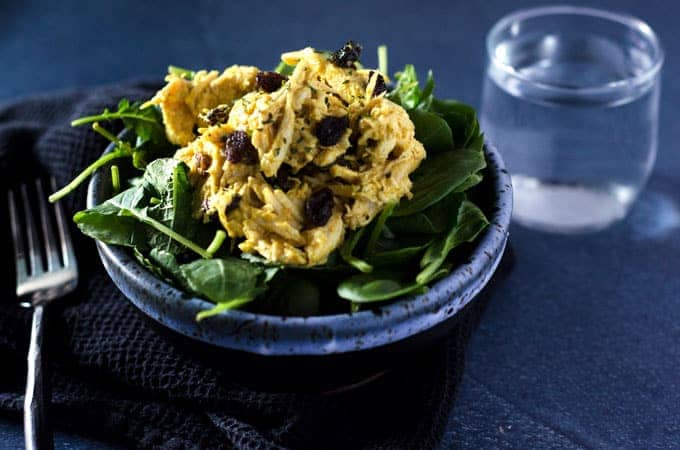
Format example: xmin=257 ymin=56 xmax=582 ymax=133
xmin=480 ymin=6 xmax=664 ymax=233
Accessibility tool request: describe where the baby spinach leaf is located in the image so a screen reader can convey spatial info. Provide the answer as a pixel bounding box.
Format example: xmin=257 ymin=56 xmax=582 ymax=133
xmin=72 ymin=99 xmax=166 ymax=149
xmin=467 ymin=130 xmax=485 ymax=153
xmin=275 ymin=61 xmax=296 ymax=76
xmin=73 ymin=161 xmax=212 ymax=259
xmin=388 ymin=64 xmax=421 ymax=109
xmin=143 ymin=159 xmax=199 ymax=252
xmin=393 ymin=147 xmax=486 ymax=217
xmin=364 ymin=201 xmax=396 ymax=256
xmin=52 ymin=98 xmax=173 ymax=202
xmin=337 ymin=272 xmax=426 ymax=303
xmin=408 ymin=109 xmax=453 ymax=153
xmin=366 ymin=245 xmax=428 ymax=267
xmin=387 ymin=212 xmax=441 ymax=235
xmin=418 ymin=70 xmax=435 ymax=110
xmin=387 ymin=192 xmax=464 ymax=235
xmin=276 ymin=278 xmax=321 ymax=316
xmin=179 ymin=258 xmax=265 ymax=320
xmin=339 ymin=228 xmax=373 ymax=273
xmin=73 ymin=185 xmax=150 ymax=248
xmin=168 ymin=65 xmax=195 ymax=80
xmin=416 ymin=199 xmax=489 ymax=285
xmin=430 ymin=99 xmax=477 ymax=148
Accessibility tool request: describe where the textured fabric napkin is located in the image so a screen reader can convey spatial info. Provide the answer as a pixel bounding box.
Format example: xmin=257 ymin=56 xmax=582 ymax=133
xmin=0 ymin=82 xmax=499 ymax=449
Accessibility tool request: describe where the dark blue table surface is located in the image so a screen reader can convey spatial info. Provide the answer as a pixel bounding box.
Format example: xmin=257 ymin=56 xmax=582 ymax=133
xmin=2 ymin=0 xmax=679 ymax=448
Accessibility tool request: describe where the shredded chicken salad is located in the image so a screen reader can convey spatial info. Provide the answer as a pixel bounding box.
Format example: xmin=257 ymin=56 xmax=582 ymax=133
xmin=52 ymin=42 xmax=489 ymax=318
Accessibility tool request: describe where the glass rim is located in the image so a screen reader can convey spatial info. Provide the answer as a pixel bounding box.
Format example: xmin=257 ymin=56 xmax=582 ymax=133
xmin=486 ymin=5 xmax=665 ymax=95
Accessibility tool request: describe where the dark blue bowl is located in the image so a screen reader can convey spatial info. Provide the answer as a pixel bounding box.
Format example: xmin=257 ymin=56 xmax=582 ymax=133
xmin=87 ymin=141 xmax=512 ymax=357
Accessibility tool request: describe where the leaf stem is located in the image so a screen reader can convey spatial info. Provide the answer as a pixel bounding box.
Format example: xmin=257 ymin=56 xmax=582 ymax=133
xmin=49 ymin=151 xmax=128 ymax=202
xmin=378 ymin=45 xmax=388 ymax=77
xmin=92 ymin=122 xmax=124 ymax=144
xmin=206 ymin=230 xmax=227 ymax=256
xmin=120 ymin=207 xmax=213 ymax=259
xmin=71 ymin=113 xmax=157 ymax=127
xmin=110 ymin=165 xmax=120 ymax=194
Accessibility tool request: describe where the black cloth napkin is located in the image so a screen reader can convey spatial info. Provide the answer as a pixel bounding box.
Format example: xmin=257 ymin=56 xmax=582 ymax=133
xmin=0 ymin=82 xmax=494 ymax=449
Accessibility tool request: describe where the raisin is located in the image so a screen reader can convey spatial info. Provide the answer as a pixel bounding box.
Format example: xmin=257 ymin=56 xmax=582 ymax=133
xmin=223 ymin=131 xmax=258 ymax=165
xmin=305 ymin=188 xmax=334 ymax=227
xmin=266 ymin=163 xmax=295 ymax=191
xmin=330 ymin=41 xmax=363 ymax=68
xmin=193 ymin=153 xmax=212 ymax=174
xmin=256 ymin=71 xmax=288 ymax=93
xmin=298 ymin=163 xmax=321 ymax=177
xmin=202 ymin=105 xmax=230 ymax=125
xmin=336 ymin=157 xmax=359 ymax=170
xmin=370 ymin=71 xmax=387 ymax=96
xmin=315 ymin=116 xmax=349 ymax=146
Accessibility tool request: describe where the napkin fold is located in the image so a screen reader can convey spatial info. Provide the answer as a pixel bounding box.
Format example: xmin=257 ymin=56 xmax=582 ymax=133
xmin=0 ymin=82 xmax=499 ymax=449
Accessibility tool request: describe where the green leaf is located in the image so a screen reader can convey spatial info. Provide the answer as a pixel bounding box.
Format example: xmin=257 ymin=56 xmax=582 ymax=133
xmin=276 ymin=278 xmax=321 ymax=316
xmin=387 ymin=212 xmax=440 ymax=234
xmin=168 ymin=65 xmax=195 ymax=80
xmin=53 ymin=97 xmax=173 ymax=202
xmin=416 ymin=199 xmax=489 ymax=284
xmin=430 ymin=99 xmax=477 ymax=149
xmin=388 ymin=64 xmax=421 ymax=109
xmin=337 ymin=272 xmax=425 ymax=303
xmin=364 ymin=201 xmax=396 ymax=256
xmin=148 ymin=247 xmax=183 ymax=278
xmin=389 ymin=192 xmax=465 ymax=234
xmin=366 ymin=245 xmax=428 ymax=267
xmin=408 ymin=109 xmax=454 ymax=153
xmin=73 ymin=160 xmax=212 ymax=259
xmin=377 ymin=45 xmax=388 ymax=77
xmin=339 ymin=228 xmax=373 ymax=273
xmin=418 ymin=70 xmax=435 ymax=109
xmin=73 ymin=186 xmax=150 ymax=248
xmin=180 ymin=258 xmax=264 ymax=306
xmin=393 ymin=147 xmax=486 ymax=217
xmin=275 ymin=61 xmax=296 ymax=76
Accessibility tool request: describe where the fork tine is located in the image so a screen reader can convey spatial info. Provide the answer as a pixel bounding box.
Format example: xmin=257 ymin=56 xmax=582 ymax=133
xmin=8 ymin=189 xmax=28 ymax=284
xmin=50 ymin=178 xmax=77 ymax=269
xmin=35 ymin=179 xmax=61 ymax=271
xmin=20 ymin=184 xmax=44 ymax=276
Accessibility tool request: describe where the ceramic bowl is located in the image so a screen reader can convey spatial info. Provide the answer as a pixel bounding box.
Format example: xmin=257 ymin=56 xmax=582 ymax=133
xmin=88 ymin=141 xmax=512 ymax=357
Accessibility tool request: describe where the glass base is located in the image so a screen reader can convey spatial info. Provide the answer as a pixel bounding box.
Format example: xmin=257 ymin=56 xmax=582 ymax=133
xmin=511 ymin=175 xmax=636 ymax=234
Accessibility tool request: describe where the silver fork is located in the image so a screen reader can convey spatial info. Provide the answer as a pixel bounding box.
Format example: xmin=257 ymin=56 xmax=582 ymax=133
xmin=8 ymin=178 xmax=78 ymax=450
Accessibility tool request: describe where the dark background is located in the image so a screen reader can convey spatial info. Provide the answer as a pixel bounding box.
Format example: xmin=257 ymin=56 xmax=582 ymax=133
xmin=1 ymin=0 xmax=679 ymax=448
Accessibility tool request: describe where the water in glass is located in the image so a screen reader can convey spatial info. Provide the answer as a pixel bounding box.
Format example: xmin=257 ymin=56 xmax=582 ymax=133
xmin=481 ymin=10 xmax=661 ymax=233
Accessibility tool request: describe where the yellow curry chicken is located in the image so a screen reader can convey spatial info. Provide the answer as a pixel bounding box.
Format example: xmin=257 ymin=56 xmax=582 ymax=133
xmin=145 ymin=44 xmax=426 ymax=266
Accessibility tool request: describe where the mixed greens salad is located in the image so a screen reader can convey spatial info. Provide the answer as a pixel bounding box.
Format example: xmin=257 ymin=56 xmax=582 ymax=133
xmin=51 ymin=45 xmax=488 ymax=319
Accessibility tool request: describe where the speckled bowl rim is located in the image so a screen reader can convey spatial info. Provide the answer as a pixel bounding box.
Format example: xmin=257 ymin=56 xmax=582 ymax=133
xmin=89 ymin=141 xmax=512 ymax=355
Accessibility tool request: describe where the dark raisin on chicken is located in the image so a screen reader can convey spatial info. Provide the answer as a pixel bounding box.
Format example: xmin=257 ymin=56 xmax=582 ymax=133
xmin=298 ymin=163 xmax=321 ymax=177
xmin=202 ymin=104 xmax=230 ymax=125
xmin=193 ymin=153 xmax=212 ymax=174
xmin=330 ymin=41 xmax=362 ymax=68
xmin=256 ymin=71 xmax=288 ymax=93
xmin=369 ymin=71 xmax=387 ymax=96
xmin=305 ymin=188 xmax=334 ymax=228
xmin=315 ymin=116 xmax=349 ymax=146
xmin=266 ymin=163 xmax=295 ymax=191
xmin=223 ymin=131 xmax=258 ymax=165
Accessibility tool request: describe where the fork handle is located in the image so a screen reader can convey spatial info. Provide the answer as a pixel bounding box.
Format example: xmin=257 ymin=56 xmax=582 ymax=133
xmin=24 ymin=304 xmax=53 ymax=450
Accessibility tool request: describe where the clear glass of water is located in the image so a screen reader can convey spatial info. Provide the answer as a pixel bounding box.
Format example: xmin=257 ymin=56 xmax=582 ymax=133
xmin=480 ymin=6 xmax=664 ymax=233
